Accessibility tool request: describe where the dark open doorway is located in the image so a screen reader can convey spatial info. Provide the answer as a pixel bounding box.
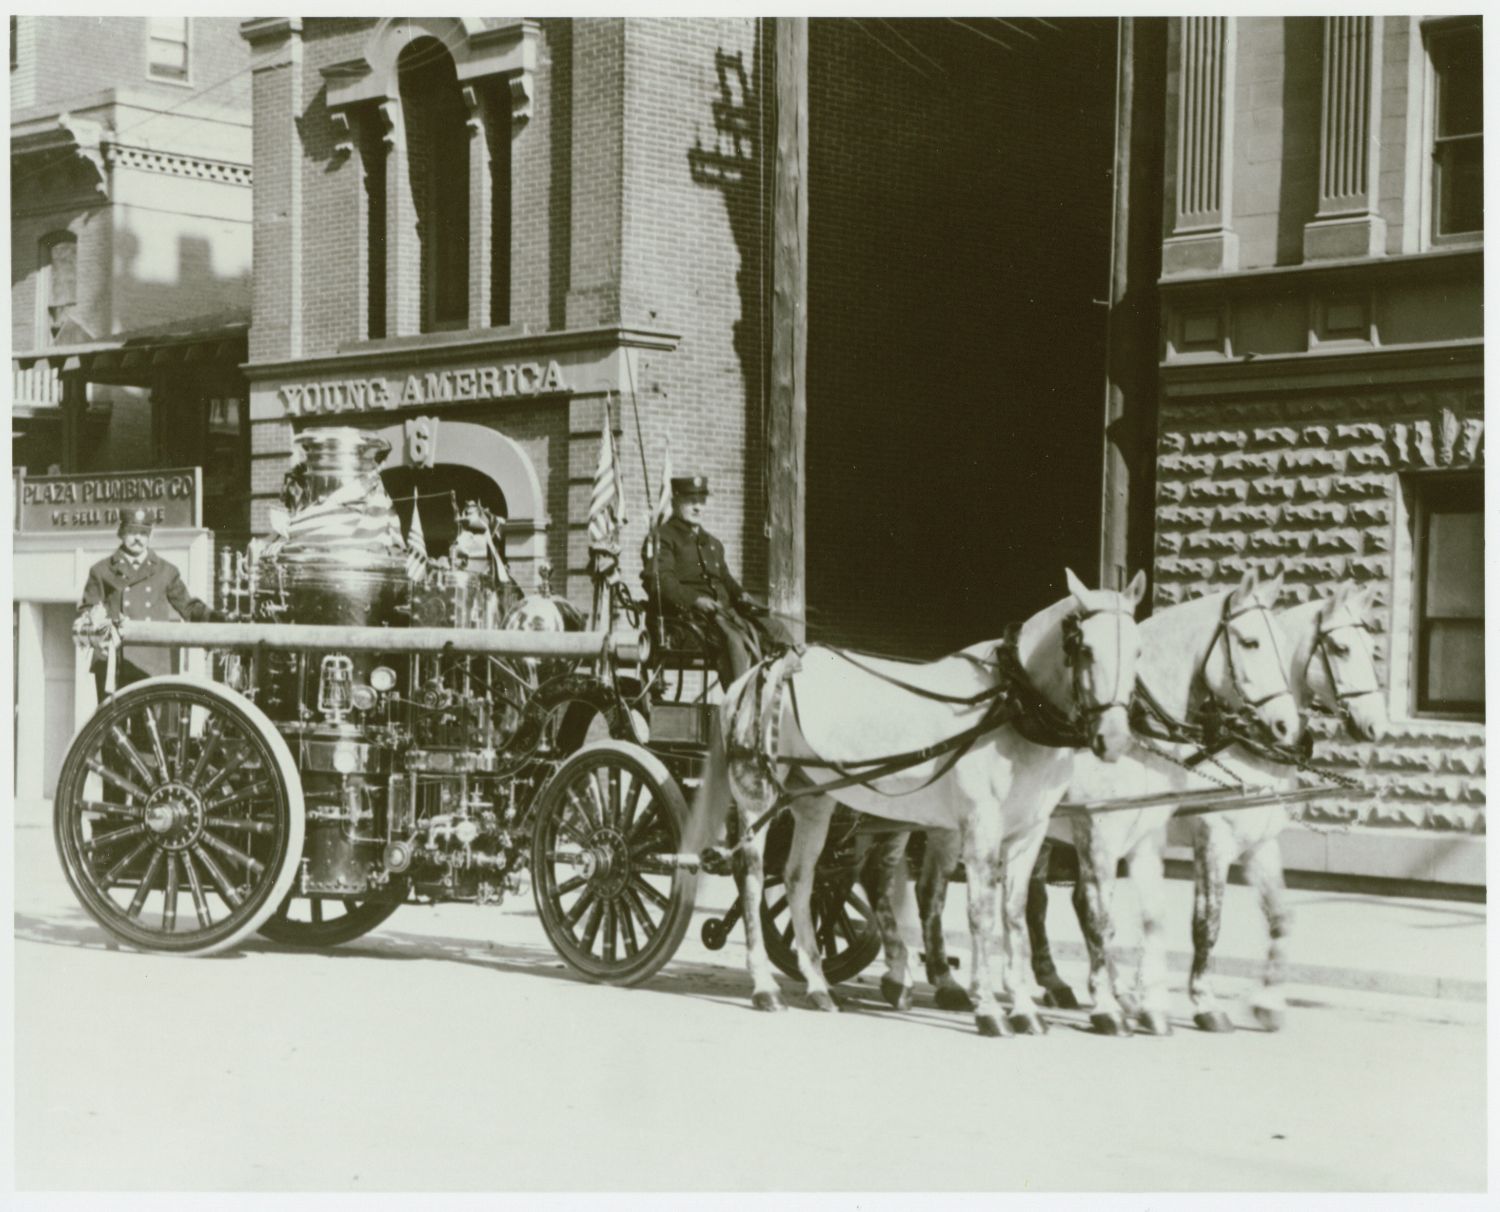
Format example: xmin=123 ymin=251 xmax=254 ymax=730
xmin=383 ymin=463 xmax=509 ymax=558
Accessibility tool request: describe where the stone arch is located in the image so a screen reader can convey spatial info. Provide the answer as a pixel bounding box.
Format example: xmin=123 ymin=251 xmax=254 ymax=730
xmin=373 ymin=417 xmax=550 ymax=583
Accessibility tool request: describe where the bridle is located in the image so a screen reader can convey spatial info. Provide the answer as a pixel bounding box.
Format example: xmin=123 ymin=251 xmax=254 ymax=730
xmin=1304 ymin=612 xmax=1381 ymax=721
xmin=1058 ymin=604 xmax=1137 ymax=732
xmin=1193 ymin=593 xmax=1295 ymax=725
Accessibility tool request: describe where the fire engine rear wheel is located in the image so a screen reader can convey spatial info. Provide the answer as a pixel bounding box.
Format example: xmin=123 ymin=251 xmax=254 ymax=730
xmin=258 ymin=878 xmax=409 ymax=947
xmin=53 ymin=676 xmax=305 ymax=956
xmin=531 ymin=740 xmax=696 ymax=986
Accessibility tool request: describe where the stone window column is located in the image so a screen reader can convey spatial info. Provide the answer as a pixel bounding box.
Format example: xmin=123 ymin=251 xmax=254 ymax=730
xmin=1163 ymin=17 xmax=1238 ymax=275
xmin=1304 ymin=16 xmax=1386 ymax=260
xmin=379 ymin=98 xmax=422 ymax=338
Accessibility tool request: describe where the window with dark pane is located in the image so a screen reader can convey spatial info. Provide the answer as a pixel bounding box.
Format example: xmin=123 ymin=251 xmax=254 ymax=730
xmin=1414 ymin=475 xmax=1484 ymax=716
xmin=148 ymin=17 xmax=189 ymax=81
xmin=1429 ymin=21 xmax=1482 ymax=238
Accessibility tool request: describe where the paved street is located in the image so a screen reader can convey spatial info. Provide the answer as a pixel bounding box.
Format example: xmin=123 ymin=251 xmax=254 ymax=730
xmin=11 ymin=821 xmax=1486 ymax=1193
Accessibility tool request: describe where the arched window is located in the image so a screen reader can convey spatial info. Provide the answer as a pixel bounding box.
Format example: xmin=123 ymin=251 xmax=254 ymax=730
xmin=37 ymin=231 xmax=77 ymax=347
xmin=399 ymin=37 xmax=469 ymax=332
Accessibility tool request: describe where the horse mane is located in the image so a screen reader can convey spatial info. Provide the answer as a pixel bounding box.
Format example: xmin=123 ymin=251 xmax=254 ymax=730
xmin=1136 ymin=588 xmax=1233 ymax=720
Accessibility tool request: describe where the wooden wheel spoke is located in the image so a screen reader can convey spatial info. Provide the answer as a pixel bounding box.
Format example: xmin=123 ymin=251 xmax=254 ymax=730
xmin=601 ymin=903 xmax=617 ymax=963
xmin=553 ymin=811 xmax=590 ymax=849
xmin=192 ymin=844 xmax=243 ymax=909
xmin=140 ymin=705 xmax=172 ymax=784
xmin=108 ymin=725 xmax=159 ymax=790
xmin=565 ymin=786 xmax=601 ymax=834
xmin=188 ymin=718 xmax=223 ymax=785
xmin=765 ymin=890 xmax=791 ymax=921
xmin=564 ymin=886 xmax=597 ymax=928
xmin=127 ymin=850 xmax=166 ymax=919
xmin=311 ymin=899 xmax=325 ymax=925
xmin=623 ymin=884 xmax=659 ymax=937
xmin=200 ymin=830 xmax=264 ymax=877
xmin=199 ymin=744 xmax=250 ymax=797
xmin=579 ymin=898 xmax=605 ymax=953
xmin=98 ymin=838 xmax=153 ymax=889
xmin=605 ymin=766 xmax=623 ymax=827
xmin=182 ymin=851 xmax=212 ymax=928
xmin=620 ymin=778 xmax=647 ymax=837
xmin=85 ymin=757 xmax=150 ymax=803
xmin=835 ymin=903 xmax=861 ymax=946
xmin=617 ymin=899 xmax=640 ymax=956
xmin=79 ymin=800 xmax=144 ymax=820
xmin=629 ymin=874 xmax=669 ymax=911
xmin=204 ymin=814 xmax=275 ymax=835
xmin=163 ymin=854 xmax=180 ymax=931
xmin=83 ymin=822 xmax=146 ymax=855
xmin=553 ymin=874 xmax=587 ymax=898
xmin=207 ymin=779 xmax=273 ymax=812
xmin=173 ymin=707 xmax=194 ymax=780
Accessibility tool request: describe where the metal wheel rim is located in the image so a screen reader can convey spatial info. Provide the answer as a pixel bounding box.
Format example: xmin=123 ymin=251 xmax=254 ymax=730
xmin=54 ymin=679 xmax=303 ymax=955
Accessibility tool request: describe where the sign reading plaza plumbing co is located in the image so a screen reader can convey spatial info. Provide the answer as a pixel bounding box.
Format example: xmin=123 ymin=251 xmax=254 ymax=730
xmin=275 ymin=359 xmax=572 ymax=417
xmin=16 ymin=468 xmax=201 ymax=532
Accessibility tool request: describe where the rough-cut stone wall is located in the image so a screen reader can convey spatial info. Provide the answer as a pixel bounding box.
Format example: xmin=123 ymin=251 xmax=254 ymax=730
xmin=1153 ymin=386 xmax=1486 ymax=837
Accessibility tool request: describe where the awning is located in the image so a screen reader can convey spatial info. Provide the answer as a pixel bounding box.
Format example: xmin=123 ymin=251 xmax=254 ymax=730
xmin=11 ymin=313 xmax=249 ymax=400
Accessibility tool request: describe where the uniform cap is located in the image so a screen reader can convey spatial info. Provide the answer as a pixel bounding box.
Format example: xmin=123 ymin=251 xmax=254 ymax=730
xmin=118 ymin=509 xmax=154 ymax=536
xmin=671 ymin=475 xmax=710 ymax=499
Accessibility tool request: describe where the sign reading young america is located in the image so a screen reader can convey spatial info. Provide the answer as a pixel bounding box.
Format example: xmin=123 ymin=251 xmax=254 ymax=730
xmin=277 ymin=359 xmax=571 ymax=417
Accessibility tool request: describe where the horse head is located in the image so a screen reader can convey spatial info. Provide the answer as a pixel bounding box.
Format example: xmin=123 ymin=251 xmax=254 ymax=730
xmin=1196 ymin=568 xmax=1301 ymax=747
xmin=1060 ymin=568 xmax=1148 ymax=762
xmin=1290 ymin=582 xmax=1388 ymax=742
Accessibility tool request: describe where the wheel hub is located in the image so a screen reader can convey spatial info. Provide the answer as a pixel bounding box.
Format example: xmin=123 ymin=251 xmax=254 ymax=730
xmin=142 ymin=782 xmax=205 ymax=850
xmin=584 ymin=827 xmax=630 ymax=897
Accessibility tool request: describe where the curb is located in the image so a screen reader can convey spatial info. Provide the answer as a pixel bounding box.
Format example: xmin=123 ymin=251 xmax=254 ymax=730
xmin=943 ymin=931 xmax=1487 ymax=1004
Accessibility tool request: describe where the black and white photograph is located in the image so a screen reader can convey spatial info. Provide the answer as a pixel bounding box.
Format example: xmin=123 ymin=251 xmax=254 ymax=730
xmin=4 ymin=8 xmax=1490 ymax=1202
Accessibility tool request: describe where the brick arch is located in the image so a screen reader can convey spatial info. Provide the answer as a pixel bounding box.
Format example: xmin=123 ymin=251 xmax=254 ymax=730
xmin=373 ymin=418 xmax=549 ymax=579
xmin=360 ymin=18 xmax=483 ymax=92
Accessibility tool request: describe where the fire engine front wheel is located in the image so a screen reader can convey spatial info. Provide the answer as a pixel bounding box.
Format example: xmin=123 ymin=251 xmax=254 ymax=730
xmin=53 ymin=676 xmax=305 ymax=957
xmin=531 ymin=741 xmax=696 ymax=986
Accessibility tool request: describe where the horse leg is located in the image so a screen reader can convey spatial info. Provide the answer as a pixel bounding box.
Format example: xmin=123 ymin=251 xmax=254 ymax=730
xmin=733 ymin=800 xmax=786 ymax=1013
xmin=1127 ymin=835 xmax=1172 ymax=1036
xmin=960 ymin=815 xmax=1011 ymax=1037
xmin=1072 ymin=816 xmax=1130 ymax=1036
xmin=998 ymin=825 xmax=1050 ymax=1035
xmin=1188 ymin=819 xmax=1235 ymax=1033
xmin=1028 ymin=839 xmax=1081 ymax=1010
xmin=916 ymin=827 xmax=972 ymax=1012
xmin=859 ymin=829 xmax=915 ymax=1010
xmin=1242 ymin=836 xmax=1293 ymax=1032
xmin=783 ymin=797 xmax=841 ymax=1011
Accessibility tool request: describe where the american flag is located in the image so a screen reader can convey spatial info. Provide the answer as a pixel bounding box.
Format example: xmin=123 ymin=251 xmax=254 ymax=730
xmin=406 ymin=501 xmax=428 ymax=581
xmin=287 ymin=479 xmax=401 ymax=551
xmin=642 ymin=439 xmax=673 ymax=562
xmin=588 ymin=418 xmax=626 ymax=544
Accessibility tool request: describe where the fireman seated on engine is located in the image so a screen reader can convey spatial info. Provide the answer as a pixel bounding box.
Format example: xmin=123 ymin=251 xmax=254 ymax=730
xmin=642 ymin=475 xmax=792 ymax=684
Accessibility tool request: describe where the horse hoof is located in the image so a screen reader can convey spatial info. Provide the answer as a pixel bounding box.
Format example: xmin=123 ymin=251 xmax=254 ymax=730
xmin=1090 ymin=1011 xmax=1133 ymax=1037
xmin=1039 ymin=984 xmax=1081 ymax=1011
xmin=1136 ymin=1009 xmax=1173 ymax=1037
xmin=1009 ymin=1011 xmax=1048 ymax=1036
xmin=935 ymin=984 xmax=976 ymax=1013
xmin=880 ymin=976 xmax=913 ymax=1011
xmin=809 ymin=990 xmax=841 ymax=1013
xmin=1252 ymin=1004 xmax=1286 ymax=1033
xmin=1193 ymin=1010 xmax=1235 ymax=1034
xmin=975 ymin=1013 xmax=1013 ymax=1038
xmin=752 ymin=990 xmax=787 ymax=1013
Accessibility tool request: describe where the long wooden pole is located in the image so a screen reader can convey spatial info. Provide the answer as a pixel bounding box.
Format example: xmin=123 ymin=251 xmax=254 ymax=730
xmin=767 ymin=16 xmax=809 ymax=643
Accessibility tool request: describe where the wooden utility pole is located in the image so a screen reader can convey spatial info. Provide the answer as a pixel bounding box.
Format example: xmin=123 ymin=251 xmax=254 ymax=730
xmin=767 ymin=16 xmax=809 ymax=643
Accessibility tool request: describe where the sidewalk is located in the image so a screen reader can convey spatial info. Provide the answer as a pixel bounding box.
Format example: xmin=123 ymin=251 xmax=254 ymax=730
xmin=14 ymin=798 xmax=1486 ymax=1003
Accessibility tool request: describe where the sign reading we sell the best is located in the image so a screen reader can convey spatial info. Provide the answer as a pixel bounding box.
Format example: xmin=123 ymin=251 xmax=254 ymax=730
xmin=16 ymin=468 xmax=202 ymax=532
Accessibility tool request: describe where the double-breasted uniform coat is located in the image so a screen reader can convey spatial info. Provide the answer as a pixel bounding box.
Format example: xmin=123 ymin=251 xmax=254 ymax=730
xmin=79 ymin=549 xmax=214 ymax=696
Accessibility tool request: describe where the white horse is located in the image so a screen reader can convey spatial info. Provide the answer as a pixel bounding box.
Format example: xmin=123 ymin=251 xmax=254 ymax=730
xmin=686 ymin=569 xmax=1147 ymax=1037
xmin=1009 ymin=579 xmax=1385 ymax=1034
xmin=1184 ymin=581 xmax=1387 ymax=1032
xmin=879 ymin=568 xmax=1304 ymax=1034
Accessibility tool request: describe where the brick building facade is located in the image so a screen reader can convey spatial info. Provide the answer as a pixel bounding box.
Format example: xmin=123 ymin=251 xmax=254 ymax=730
xmin=1143 ymin=16 xmax=1484 ymax=882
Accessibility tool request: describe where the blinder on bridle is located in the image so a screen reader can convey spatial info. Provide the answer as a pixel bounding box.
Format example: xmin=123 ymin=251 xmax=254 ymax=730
xmin=1197 ymin=593 xmax=1294 ymax=713
xmin=1060 ymin=605 xmax=1135 ymax=726
xmin=1308 ymin=614 xmax=1380 ymax=717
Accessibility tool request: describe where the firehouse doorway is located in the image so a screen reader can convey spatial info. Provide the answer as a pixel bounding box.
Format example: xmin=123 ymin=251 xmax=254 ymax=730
xmin=382 ymin=464 xmax=509 ymax=561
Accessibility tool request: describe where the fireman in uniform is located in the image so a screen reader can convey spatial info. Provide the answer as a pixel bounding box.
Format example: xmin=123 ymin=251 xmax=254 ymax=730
xmin=76 ymin=508 xmax=217 ymax=701
xmin=644 ymin=475 xmax=793 ymax=683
